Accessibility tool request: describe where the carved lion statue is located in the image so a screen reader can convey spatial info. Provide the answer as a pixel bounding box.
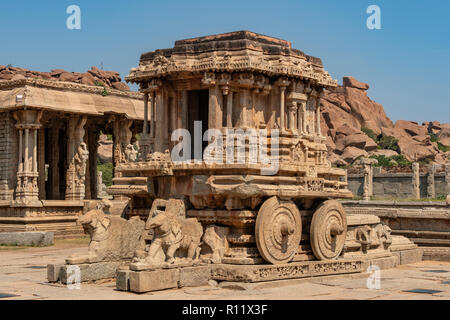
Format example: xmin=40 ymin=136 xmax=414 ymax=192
xmin=66 ymin=204 xmax=145 ymax=264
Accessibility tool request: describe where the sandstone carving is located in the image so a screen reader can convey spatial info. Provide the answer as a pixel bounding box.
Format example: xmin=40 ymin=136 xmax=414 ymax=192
xmin=201 ymin=225 xmax=230 ymax=264
xmin=131 ymin=199 xmax=203 ymax=269
xmin=66 ymin=202 xmax=145 ymax=264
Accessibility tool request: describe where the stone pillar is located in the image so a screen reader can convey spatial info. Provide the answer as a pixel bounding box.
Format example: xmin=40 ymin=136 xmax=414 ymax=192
xmin=427 ymin=165 xmax=436 ymax=199
xmin=301 ymin=101 xmax=307 ymax=134
xmin=226 ymin=91 xmax=233 ymax=128
xmin=445 ymin=164 xmax=450 ymax=196
xmin=65 ymin=116 xmax=88 ymax=200
xmin=143 ymin=93 xmax=149 ymax=135
xmin=208 ymin=85 xmax=222 ymax=130
xmin=315 ymin=99 xmax=321 ymax=136
xmin=363 ymin=163 xmax=371 ymax=201
xmin=154 ymin=89 xmax=166 ymax=152
xmin=112 ymin=116 xmax=133 ymax=178
xmin=288 ymin=102 xmax=297 ymax=131
xmin=412 ymin=162 xmax=420 ymax=199
xmin=279 ymin=86 xmax=286 ymax=131
xmin=12 ymin=110 xmax=43 ymax=206
xmin=38 ymin=129 xmax=45 ymax=200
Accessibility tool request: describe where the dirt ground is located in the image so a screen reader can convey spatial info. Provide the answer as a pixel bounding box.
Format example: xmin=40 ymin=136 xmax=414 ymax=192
xmin=0 ymin=240 xmax=449 ymax=300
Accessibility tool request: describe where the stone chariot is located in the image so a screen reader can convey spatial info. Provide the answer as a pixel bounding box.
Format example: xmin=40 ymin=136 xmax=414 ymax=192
xmin=109 ymin=31 xmax=353 ymax=266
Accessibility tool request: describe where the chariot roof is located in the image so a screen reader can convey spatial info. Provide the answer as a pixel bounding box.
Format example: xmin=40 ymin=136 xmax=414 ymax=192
xmin=126 ymin=31 xmax=337 ymax=87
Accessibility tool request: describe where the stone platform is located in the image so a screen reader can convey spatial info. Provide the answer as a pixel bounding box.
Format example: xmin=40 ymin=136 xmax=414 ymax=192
xmin=119 ymin=249 xmax=423 ymax=293
xmin=47 ymin=261 xmax=128 ymax=284
xmin=0 ymin=231 xmax=53 ymax=246
xmin=343 ymin=200 xmax=450 ymax=261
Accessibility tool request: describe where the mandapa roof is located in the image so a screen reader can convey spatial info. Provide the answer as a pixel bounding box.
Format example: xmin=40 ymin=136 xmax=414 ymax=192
xmin=0 ymin=78 xmax=145 ymax=120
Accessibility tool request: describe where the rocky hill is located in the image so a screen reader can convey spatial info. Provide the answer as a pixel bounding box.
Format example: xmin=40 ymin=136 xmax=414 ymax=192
xmin=321 ymin=76 xmax=450 ymax=166
xmin=0 ymin=65 xmax=130 ymax=91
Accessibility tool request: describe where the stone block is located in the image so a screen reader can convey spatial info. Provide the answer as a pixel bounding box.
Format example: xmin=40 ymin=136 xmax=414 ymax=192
xmin=399 ymin=248 xmax=423 ymax=265
xmin=116 ymin=269 xmax=131 ymax=291
xmin=368 ymin=255 xmax=398 ymax=270
xmin=178 ymin=265 xmax=211 ymax=288
xmin=0 ymin=231 xmax=54 ymax=246
xmin=47 ymin=264 xmax=63 ymax=283
xmin=57 ymin=261 xmax=126 ymax=284
xmin=129 ymin=269 xmax=180 ymax=293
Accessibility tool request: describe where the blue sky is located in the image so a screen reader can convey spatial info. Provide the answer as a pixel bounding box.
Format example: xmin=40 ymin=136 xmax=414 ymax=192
xmin=1 ymin=0 xmax=448 ymax=123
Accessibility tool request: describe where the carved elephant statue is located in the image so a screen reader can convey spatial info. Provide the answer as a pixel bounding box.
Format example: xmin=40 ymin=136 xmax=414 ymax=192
xmin=139 ymin=211 xmax=203 ymax=265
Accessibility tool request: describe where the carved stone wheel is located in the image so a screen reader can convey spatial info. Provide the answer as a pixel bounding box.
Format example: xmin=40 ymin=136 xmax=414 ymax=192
xmin=255 ymin=196 xmax=302 ymax=264
xmin=310 ymin=200 xmax=347 ymax=260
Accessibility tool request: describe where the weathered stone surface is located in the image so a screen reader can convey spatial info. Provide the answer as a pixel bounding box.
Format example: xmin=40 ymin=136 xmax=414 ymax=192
xmin=47 ymin=264 xmax=63 ymax=283
xmin=66 ymin=205 xmax=145 ymax=264
xmin=116 ymin=269 xmax=131 ymax=291
xmin=178 ymin=265 xmax=212 ymax=288
xmin=58 ymin=261 xmax=126 ymax=284
xmin=211 ymin=259 xmax=364 ymax=283
xmin=0 ymin=65 xmax=130 ymax=91
xmin=0 ymin=231 xmax=54 ymax=246
xmin=369 ymin=149 xmax=399 ymax=157
xmin=129 ymin=269 xmax=179 ymax=293
xmin=341 ymin=146 xmax=368 ymax=164
xmin=343 ymin=76 xmax=369 ymax=91
xmin=368 ymin=255 xmax=398 ymax=270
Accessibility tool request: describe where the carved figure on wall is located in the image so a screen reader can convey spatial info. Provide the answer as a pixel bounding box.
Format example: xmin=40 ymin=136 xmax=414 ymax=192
xmin=124 ymin=144 xmax=138 ymax=162
xmin=74 ymin=142 xmax=89 ymax=186
xmin=201 ymin=225 xmax=230 ymax=264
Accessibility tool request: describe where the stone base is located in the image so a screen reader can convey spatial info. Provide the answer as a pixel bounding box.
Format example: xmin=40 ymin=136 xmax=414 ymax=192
xmin=127 ymin=265 xmax=211 ymax=293
xmin=211 ymin=259 xmax=365 ymax=283
xmin=0 ymin=200 xmax=85 ymax=239
xmin=0 ymin=231 xmax=53 ymax=246
xmin=47 ymin=261 xmax=128 ymax=284
xmin=422 ymin=247 xmax=450 ymax=262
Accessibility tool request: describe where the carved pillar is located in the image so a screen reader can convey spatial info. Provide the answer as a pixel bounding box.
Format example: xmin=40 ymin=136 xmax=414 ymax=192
xmin=279 ymin=86 xmax=286 ymax=131
xmin=151 ymin=91 xmax=156 ymax=139
xmin=143 ymin=93 xmax=149 ymax=134
xmin=288 ymin=102 xmax=297 ymax=131
xmin=12 ymin=110 xmax=43 ymax=206
xmin=226 ymin=91 xmax=233 ymax=128
xmin=301 ymin=101 xmax=307 ymax=134
xmin=275 ymin=78 xmax=290 ymax=132
xmin=180 ymin=90 xmax=188 ymax=129
xmin=427 ymin=165 xmax=436 ymax=199
xmin=316 ymin=98 xmax=321 ymax=136
xmin=445 ymin=164 xmax=450 ymax=196
xmin=65 ymin=115 xmax=88 ymax=200
xmin=208 ymin=85 xmax=221 ymax=130
xmin=38 ymin=128 xmax=45 ymax=200
xmin=363 ymin=163 xmax=371 ymax=201
xmin=412 ymin=162 xmax=420 ymax=199
xmin=154 ymin=88 xmax=166 ymax=153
